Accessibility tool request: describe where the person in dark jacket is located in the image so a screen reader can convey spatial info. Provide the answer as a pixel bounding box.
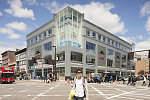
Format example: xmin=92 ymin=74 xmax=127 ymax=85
xmin=127 ymin=75 xmax=131 ymax=85
xmin=132 ymin=76 xmax=137 ymax=86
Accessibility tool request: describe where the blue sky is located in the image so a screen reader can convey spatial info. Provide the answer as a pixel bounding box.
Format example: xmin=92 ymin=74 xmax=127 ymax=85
xmin=0 ymin=0 xmax=150 ymax=57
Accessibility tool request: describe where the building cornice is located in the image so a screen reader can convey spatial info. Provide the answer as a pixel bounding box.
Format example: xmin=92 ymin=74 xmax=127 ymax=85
xmin=26 ymin=19 xmax=55 ymax=37
xmin=83 ymin=19 xmax=132 ymax=46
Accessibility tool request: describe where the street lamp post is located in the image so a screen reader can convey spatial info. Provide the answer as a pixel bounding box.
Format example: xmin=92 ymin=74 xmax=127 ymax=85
xmin=52 ymin=46 xmax=56 ymax=80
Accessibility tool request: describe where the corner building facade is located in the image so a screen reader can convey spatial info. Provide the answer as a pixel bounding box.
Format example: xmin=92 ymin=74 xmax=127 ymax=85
xmin=26 ymin=6 xmax=134 ymax=80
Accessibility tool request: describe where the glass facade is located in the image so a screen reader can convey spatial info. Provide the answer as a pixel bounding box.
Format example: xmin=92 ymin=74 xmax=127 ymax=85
xmin=107 ymin=49 xmax=114 ymax=67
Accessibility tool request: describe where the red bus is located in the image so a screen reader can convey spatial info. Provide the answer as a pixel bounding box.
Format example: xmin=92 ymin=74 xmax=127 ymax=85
xmin=0 ymin=67 xmax=15 ymax=84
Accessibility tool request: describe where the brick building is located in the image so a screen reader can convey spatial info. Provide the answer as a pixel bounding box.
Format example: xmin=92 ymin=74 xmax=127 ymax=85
xmin=1 ymin=50 xmax=16 ymax=67
xmin=134 ymin=55 xmax=150 ymax=76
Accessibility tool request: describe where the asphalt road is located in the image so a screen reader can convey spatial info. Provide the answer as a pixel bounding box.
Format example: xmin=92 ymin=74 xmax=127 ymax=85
xmin=0 ymin=80 xmax=150 ymax=100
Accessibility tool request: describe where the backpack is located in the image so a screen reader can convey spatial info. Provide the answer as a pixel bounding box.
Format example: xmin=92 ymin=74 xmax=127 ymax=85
xmin=74 ymin=77 xmax=86 ymax=97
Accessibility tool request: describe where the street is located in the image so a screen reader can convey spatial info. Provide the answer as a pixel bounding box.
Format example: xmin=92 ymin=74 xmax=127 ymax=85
xmin=0 ymin=80 xmax=150 ymax=100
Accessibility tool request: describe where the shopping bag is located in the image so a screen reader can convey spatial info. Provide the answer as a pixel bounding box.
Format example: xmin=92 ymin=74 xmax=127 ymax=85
xmin=70 ymin=89 xmax=76 ymax=100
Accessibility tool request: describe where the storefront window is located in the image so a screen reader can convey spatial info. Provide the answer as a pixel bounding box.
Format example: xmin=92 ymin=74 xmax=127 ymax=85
xmin=122 ymin=54 xmax=127 ymax=68
xmin=86 ymin=55 xmax=95 ymax=65
xmin=57 ymin=51 xmax=65 ymax=61
xmin=71 ymin=51 xmax=82 ymax=62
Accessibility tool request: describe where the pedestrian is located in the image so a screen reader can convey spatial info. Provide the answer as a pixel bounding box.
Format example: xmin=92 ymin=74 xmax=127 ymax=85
xmin=97 ymin=74 xmax=101 ymax=84
xmin=73 ymin=69 xmax=88 ymax=100
xmin=132 ymin=76 xmax=137 ymax=86
xmin=123 ymin=76 xmax=125 ymax=84
xmin=142 ymin=75 xmax=146 ymax=86
xmin=127 ymin=75 xmax=131 ymax=85
xmin=117 ymin=76 xmax=120 ymax=84
xmin=110 ymin=76 xmax=113 ymax=84
xmin=148 ymin=76 xmax=150 ymax=87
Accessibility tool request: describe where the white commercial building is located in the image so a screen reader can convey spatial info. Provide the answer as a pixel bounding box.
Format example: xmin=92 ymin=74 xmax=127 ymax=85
xmin=26 ymin=6 xmax=135 ymax=80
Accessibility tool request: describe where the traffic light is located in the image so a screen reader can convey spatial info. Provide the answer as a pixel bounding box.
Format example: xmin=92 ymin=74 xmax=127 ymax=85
xmin=35 ymin=51 xmax=40 ymax=59
xmin=148 ymin=50 xmax=150 ymax=58
xmin=128 ymin=52 xmax=134 ymax=60
xmin=32 ymin=57 xmax=36 ymax=63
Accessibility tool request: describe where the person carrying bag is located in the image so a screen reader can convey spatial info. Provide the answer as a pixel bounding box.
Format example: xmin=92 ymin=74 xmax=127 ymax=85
xmin=70 ymin=69 xmax=88 ymax=100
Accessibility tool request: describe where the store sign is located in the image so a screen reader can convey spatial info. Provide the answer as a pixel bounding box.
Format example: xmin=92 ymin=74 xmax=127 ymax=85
xmin=99 ymin=57 xmax=104 ymax=59
xmin=20 ymin=68 xmax=25 ymax=71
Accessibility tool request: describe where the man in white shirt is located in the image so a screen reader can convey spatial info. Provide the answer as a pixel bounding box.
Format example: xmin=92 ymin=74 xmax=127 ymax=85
xmin=73 ymin=69 xmax=88 ymax=100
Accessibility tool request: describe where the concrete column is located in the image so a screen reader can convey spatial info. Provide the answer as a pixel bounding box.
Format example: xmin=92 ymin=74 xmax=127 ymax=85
xmin=65 ymin=46 xmax=71 ymax=79
xmin=42 ymin=66 xmax=44 ymax=77
xmin=105 ymin=47 xmax=107 ymax=72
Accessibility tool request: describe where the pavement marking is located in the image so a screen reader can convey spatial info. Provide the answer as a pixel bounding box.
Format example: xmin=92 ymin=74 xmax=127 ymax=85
xmin=17 ymin=89 xmax=28 ymax=93
xmin=32 ymin=84 xmax=60 ymax=100
xmin=106 ymin=91 xmax=135 ymax=99
xmin=89 ymin=85 xmax=105 ymax=96
xmin=3 ymin=95 xmax=12 ymax=97
xmin=118 ymin=96 xmax=141 ymax=100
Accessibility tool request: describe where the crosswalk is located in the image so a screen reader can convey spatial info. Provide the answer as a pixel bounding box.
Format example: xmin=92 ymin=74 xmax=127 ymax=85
xmin=0 ymin=80 xmax=150 ymax=100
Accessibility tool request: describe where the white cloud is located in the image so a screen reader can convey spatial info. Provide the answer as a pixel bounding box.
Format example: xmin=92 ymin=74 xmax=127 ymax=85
xmin=4 ymin=0 xmax=35 ymax=20
xmin=0 ymin=11 xmax=3 ymax=16
xmin=140 ymin=1 xmax=150 ymax=17
xmin=135 ymin=38 xmax=150 ymax=51
xmin=41 ymin=1 xmax=66 ymax=13
xmin=6 ymin=21 xmax=27 ymax=31
xmin=0 ymin=41 xmax=26 ymax=59
xmin=136 ymin=35 xmax=143 ymax=40
xmin=24 ymin=0 xmax=37 ymax=5
xmin=145 ymin=16 xmax=150 ymax=34
xmin=72 ymin=2 xmax=127 ymax=34
xmin=0 ymin=27 xmax=21 ymax=39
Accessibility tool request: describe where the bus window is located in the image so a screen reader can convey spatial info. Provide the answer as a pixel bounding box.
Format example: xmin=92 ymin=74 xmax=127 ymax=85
xmin=2 ymin=73 xmax=15 ymax=78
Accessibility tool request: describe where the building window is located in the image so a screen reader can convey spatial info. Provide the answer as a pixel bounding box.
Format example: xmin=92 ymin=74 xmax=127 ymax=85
xmin=107 ymin=38 xmax=110 ymax=45
xmin=57 ymin=51 xmax=65 ymax=61
xmin=86 ymin=29 xmax=90 ymax=36
xmin=48 ymin=29 xmax=52 ymax=36
xmin=27 ymin=40 xmax=30 ymax=46
xmin=122 ymin=54 xmax=127 ymax=68
xmin=92 ymin=32 xmax=96 ymax=39
xmin=86 ymin=55 xmax=95 ymax=65
xmin=73 ymin=42 xmax=77 ymax=47
xmin=39 ymin=34 xmax=42 ymax=41
xmin=35 ymin=36 xmax=37 ymax=42
xmin=31 ymin=38 xmax=33 ymax=44
xmin=86 ymin=42 xmax=96 ymax=51
xmin=43 ymin=32 xmax=46 ymax=38
xmin=116 ymin=42 xmax=118 ymax=48
xmin=103 ymin=36 xmax=106 ymax=42
xmin=98 ymin=34 xmax=101 ymax=41
xmin=107 ymin=49 xmax=114 ymax=67
xmin=44 ymin=42 xmax=52 ymax=51
xmin=71 ymin=51 xmax=82 ymax=62
xmin=68 ymin=41 xmax=72 ymax=46
xmin=112 ymin=40 xmax=114 ymax=46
